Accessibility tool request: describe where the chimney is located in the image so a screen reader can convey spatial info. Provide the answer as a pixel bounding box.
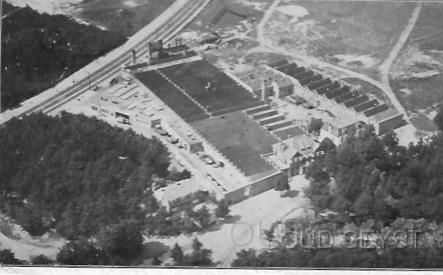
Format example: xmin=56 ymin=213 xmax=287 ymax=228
xmin=261 ymin=79 xmax=267 ymax=101
xmin=147 ymin=42 xmax=151 ymax=63
xmin=131 ymin=49 xmax=136 ymax=64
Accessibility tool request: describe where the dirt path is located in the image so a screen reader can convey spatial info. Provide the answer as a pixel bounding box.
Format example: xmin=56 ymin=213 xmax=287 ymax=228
xmin=379 ymin=2 xmax=422 ymax=121
xmin=250 ymin=1 xmax=420 ymax=125
xmin=256 ymin=0 xmax=281 ymax=44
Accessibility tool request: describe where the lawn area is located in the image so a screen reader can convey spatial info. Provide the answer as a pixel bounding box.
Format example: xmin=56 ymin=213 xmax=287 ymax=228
xmin=160 ymin=60 xmax=261 ymax=114
xmin=191 ymin=111 xmax=277 ymax=177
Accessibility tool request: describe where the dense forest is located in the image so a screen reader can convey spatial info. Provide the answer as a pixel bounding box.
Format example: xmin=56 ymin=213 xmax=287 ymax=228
xmin=232 ymin=247 xmax=443 ymax=268
xmin=304 ymin=121 xmax=443 ymax=224
xmin=1 ymin=2 xmax=126 ymax=110
xmin=0 ymin=112 xmax=169 ymax=239
xmin=231 ymin=109 xmax=443 ymax=268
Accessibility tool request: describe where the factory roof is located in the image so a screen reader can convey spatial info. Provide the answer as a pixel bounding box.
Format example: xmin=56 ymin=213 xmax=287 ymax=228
xmin=372 ymin=108 xmax=401 ymax=122
xmin=238 ymin=66 xmax=294 ymax=91
xmin=155 ymin=178 xmax=203 ymax=203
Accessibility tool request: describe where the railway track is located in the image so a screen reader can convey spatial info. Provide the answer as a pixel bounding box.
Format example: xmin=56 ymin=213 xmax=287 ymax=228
xmin=16 ymin=0 xmax=209 ymax=117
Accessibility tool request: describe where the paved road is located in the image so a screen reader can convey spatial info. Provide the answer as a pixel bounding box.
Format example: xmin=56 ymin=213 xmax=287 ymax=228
xmin=0 ymin=0 xmax=209 ymax=124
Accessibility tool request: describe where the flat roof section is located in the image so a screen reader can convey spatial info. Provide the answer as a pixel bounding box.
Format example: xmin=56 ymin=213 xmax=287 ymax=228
xmin=134 ymin=70 xmax=209 ymax=122
xmin=268 ymin=59 xmax=289 ymax=69
xmin=372 ymin=108 xmax=400 ymax=122
xmin=191 ymin=111 xmax=277 ymax=177
xmin=159 ymin=60 xmax=260 ymax=114
xmin=273 ymin=126 xmax=304 ymax=140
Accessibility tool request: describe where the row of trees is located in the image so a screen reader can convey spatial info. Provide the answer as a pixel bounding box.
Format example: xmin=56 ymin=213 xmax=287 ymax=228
xmin=1 ymin=220 xmax=145 ymax=266
xmin=232 ymin=246 xmax=443 ymax=268
xmin=1 ymin=237 xmax=215 ymax=267
xmin=1 ymin=2 xmax=126 ymax=110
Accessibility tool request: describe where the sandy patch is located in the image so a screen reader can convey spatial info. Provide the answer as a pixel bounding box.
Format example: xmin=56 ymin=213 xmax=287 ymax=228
xmin=5 ymin=0 xmax=81 ymax=15
xmin=395 ymin=124 xmax=419 ymax=147
xmin=334 ymin=54 xmax=377 ymax=69
xmin=276 ymin=4 xmax=309 ymax=24
xmin=399 ymin=88 xmax=412 ymax=96
xmin=391 ymin=44 xmax=442 ymax=80
xmin=233 ymin=0 xmax=268 ymax=12
xmin=178 ymin=30 xmax=202 ymax=42
xmin=277 ymin=4 xmax=309 ymax=20
xmin=123 ymin=0 xmax=139 ymax=8
xmin=0 ymin=214 xmax=66 ymax=261
xmin=426 ymin=109 xmax=438 ymax=120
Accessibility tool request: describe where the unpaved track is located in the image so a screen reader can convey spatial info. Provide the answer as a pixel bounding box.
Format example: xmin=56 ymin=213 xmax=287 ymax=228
xmin=253 ymin=1 xmax=422 ymax=123
xmin=256 ymin=0 xmax=281 ymax=44
xmin=379 ymin=3 xmax=422 ymax=121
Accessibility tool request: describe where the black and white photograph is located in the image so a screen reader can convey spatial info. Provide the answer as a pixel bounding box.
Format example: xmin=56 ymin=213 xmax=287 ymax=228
xmin=1 ymin=0 xmax=443 ymax=273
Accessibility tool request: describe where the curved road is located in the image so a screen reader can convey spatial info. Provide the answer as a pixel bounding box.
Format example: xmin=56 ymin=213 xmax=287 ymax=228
xmin=252 ymin=2 xmax=424 ymax=123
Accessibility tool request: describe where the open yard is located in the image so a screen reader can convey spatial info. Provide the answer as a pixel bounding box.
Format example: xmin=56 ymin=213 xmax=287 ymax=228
xmin=160 ymin=60 xmax=262 ymax=115
xmin=145 ymin=175 xmax=312 ymax=267
xmin=191 ymin=111 xmax=277 ymax=177
xmin=390 ymin=2 xmax=443 ymax=131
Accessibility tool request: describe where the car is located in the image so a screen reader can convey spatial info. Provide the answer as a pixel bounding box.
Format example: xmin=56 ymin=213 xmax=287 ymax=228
xmin=154 ymin=125 xmax=168 ymax=136
xmin=201 ymin=154 xmax=215 ymax=165
xmin=166 ymin=136 xmax=179 ymax=144
xmin=214 ymin=161 xmax=224 ymax=168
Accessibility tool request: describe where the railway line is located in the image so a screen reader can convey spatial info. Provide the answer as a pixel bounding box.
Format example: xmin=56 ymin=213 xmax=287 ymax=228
xmin=13 ymin=0 xmax=209 ymax=118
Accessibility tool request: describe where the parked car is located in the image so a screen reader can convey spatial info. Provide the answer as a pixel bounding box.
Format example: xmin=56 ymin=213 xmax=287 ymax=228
xmin=154 ymin=125 xmax=168 ymax=136
xmin=166 ymin=136 xmax=179 ymax=144
xmin=214 ymin=161 xmax=224 ymax=168
xmin=201 ymin=154 xmax=215 ymax=165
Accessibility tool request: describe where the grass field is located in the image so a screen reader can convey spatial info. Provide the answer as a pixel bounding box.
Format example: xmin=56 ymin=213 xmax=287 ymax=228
xmin=191 ymin=111 xmax=277 ymax=176
xmin=265 ymin=1 xmax=415 ymax=77
xmin=389 ymin=2 xmax=443 ymax=131
xmin=160 ymin=60 xmax=261 ymax=114
xmin=135 ymin=70 xmax=209 ymax=122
